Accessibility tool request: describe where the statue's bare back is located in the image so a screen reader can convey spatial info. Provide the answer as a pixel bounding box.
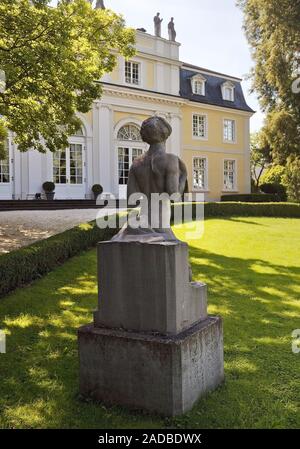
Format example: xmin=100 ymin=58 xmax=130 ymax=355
xmin=113 ymin=116 xmax=188 ymax=242
xmin=128 ymin=150 xmax=187 ymax=199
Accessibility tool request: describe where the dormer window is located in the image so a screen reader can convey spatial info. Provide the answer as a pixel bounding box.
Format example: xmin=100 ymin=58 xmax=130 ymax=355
xmin=191 ymin=75 xmax=206 ymax=96
xmin=224 ymin=86 xmax=234 ymax=101
xmin=222 ymin=81 xmax=235 ymax=101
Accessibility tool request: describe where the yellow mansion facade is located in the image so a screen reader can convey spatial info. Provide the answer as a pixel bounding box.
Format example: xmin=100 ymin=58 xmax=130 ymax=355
xmin=94 ymin=30 xmax=254 ymax=200
xmin=0 ymin=29 xmax=254 ymax=201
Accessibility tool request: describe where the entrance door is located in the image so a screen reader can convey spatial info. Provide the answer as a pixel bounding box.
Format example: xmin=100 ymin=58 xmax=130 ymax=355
xmin=53 ymin=142 xmax=86 ymax=199
xmin=118 ymin=147 xmax=144 ymax=199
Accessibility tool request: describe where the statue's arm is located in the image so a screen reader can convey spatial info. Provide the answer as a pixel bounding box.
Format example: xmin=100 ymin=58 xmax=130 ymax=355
xmin=127 ymin=167 xmax=140 ymax=204
xmin=178 ymin=158 xmax=188 ymax=194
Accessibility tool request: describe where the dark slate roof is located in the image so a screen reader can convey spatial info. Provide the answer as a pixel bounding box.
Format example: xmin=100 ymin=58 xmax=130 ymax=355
xmin=180 ymin=67 xmax=255 ymax=113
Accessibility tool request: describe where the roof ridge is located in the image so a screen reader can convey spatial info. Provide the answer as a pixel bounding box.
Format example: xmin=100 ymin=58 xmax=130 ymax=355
xmin=182 ymin=62 xmax=242 ymax=82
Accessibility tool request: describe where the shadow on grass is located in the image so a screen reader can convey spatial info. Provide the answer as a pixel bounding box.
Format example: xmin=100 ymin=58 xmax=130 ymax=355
xmin=223 ymin=217 xmax=268 ymax=226
xmin=182 ymin=244 xmax=300 ymax=428
xmin=0 ymin=239 xmax=299 ymax=429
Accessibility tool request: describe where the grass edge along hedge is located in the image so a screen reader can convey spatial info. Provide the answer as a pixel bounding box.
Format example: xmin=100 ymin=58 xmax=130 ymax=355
xmin=0 ymin=221 xmax=118 ymax=298
xmin=1 ymin=202 xmax=299 ymax=298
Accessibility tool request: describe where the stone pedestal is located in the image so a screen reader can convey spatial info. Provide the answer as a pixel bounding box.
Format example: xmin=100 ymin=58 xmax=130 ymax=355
xmin=78 ymin=240 xmax=224 ymax=416
xmin=94 ymin=241 xmax=207 ymax=334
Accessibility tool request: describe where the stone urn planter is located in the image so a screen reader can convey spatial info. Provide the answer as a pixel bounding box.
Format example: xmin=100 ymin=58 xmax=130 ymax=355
xmin=91 ymin=184 xmax=103 ymax=201
xmin=42 ymin=181 xmax=55 ymax=201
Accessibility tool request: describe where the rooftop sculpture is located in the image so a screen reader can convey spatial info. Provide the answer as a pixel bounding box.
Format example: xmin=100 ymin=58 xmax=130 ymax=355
xmin=168 ymin=18 xmax=176 ymax=41
xmin=154 ymin=13 xmax=163 ymax=38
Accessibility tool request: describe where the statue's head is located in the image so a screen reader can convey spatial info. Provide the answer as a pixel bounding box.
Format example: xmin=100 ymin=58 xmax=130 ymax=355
xmin=140 ymin=116 xmax=172 ymax=144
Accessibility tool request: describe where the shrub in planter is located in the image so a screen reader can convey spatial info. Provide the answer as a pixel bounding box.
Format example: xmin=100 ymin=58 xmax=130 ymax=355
xmin=92 ymin=184 xmax=103 ymax=200
xmin=42 ymin=181 xmax=55 ymax=200
xmin=260 ymin=182 xmax=287 ymax=202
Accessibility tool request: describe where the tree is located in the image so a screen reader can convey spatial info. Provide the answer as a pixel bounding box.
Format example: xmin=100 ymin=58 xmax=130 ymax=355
xmin=238 ymin=0 xmax=300 ymax=164
xmin=259 ymin=164 xmax=285 ymax=186
xmin=282 ymin=156 xmax=300 ymax=202
xmin=0 ymin=0 xmax=135 ymax=158
xmin=250 ymin=131 xmax=271 ymax=189
xmin=260 ymin=109 xmax=300 ymax=164
xmin=259 ymin=163 xmax=287 ymax=201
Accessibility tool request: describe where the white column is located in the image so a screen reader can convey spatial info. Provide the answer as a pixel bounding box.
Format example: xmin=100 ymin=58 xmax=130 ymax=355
xmin=12 ymin=140 xmax=21 ymax=199
xmin=171 ymin=65 xmax=180 ymax=95
xmin=85 ymin=134 xmax=93 ymax=199
xmin=28 ymin=149 xmax=43 ymax=196
xmin=20 ymin=151 xmax=29 ymax=199
xmin=98 ymin=103 xmax=113 ymax=193
xmin=42 ymin=150 xmax=53 ymax=187
xmin=156 ymin=63 xmax=164 ymax=93
xmin=168 ymin=113 xmax=182 ymax=157
xmin=92 ymin=103 xmax=100 ymax=191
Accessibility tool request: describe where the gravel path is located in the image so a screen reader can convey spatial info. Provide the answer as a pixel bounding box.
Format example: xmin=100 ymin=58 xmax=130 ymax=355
xmin=0 ymin=209 xmax=116 ymax=254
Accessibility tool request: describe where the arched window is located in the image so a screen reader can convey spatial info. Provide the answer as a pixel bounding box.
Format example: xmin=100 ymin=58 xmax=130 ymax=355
xmin=73 ymin=127 xmax=84 ymax=137
xmin=116 ymin=122 xmax=146 ymax=197
xmin=117 ymin=123 xmax=142 ymax=141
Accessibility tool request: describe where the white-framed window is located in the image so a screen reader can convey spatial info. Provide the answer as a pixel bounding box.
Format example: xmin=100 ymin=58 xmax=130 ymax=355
xmin=223 ymin=119 xmax=236 ymax=142
xmin=222 ymin=82 xmax=235 ymax=101
xmin=69 ymin=144 xmax=83 ymax=184
xmin=0 ymin=141 xmax=10 ymax=183
xmin=191 ymin=75 xmax=206 ymax=95
xmin=118 ymin=147 xmax=143 ymax=185
xmin=125 ymin=61 xmax=140 ymax=85
xmin=193 ymin=157 xmax=208 ymax=190
xmin=192 ymin=114 xmax=207 ymax=139
xmin=53 ymin=149 xmax=67 ymax=184
xmin=53 ymin=144 xmax=83 ymax=185
xmin=223 ymin=159 xmax=237 ymax=191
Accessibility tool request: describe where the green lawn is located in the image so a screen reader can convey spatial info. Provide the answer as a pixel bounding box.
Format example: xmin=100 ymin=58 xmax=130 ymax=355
xmin=0 ymin=217 xmax=299 ymax=429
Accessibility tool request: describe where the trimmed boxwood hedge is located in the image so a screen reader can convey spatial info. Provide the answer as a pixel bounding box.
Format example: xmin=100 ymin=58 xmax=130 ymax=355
xmin=221 ymin=193 xmax=279 ymax=202
xmin=172 ymin=201 xmax=300 ymax=220
xmin=0 ymin=221 xmax=118 ymax=298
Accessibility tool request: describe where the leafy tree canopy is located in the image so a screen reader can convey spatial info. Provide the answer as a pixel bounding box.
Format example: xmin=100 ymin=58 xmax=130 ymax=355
xmin=260 ymin=164 xmax=285 ymax=186
xmin=0 ymin=0 xmax=135 ymax=158
xmin=238 ymin=0 xmax=300 ymax=164
xmin=250 ymin=131 xmax=272 ymax=188
xmin=282 ymin=156 xmax=300 ymax=202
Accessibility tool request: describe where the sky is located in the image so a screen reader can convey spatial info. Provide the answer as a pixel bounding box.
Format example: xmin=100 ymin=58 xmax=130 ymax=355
xmin=52 ymin=0 xmax=265 ymax=132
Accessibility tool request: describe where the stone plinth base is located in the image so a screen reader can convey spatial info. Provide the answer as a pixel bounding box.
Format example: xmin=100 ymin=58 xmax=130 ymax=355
xmin=78 ymin=316 xmax=224 ymax=417
xmin=94 ymin=240 xmax=207 ymax=335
